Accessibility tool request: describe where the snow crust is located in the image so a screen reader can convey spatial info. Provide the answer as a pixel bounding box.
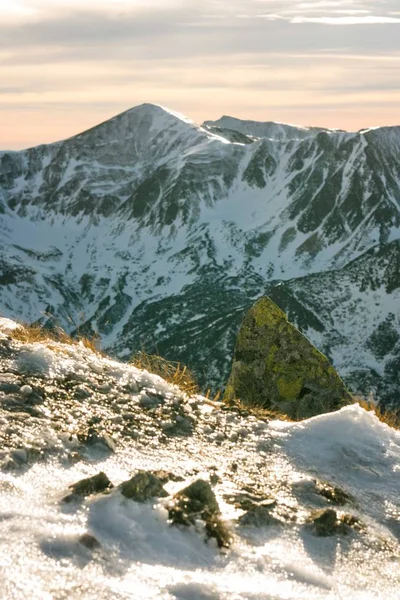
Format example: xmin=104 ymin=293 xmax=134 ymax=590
xmin=1 ymin=329 xmax=400 ymax=599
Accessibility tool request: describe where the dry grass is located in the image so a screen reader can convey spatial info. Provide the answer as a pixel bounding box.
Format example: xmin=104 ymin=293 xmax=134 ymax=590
xmin=223 ymin=396 xmax=293 ymax=422
xmin=204 ymin=388 xmax=222 ymax=403
xmin=130 ymin=351 xmax=199 ymax=396
xmin=356 ymin=398 xmax=400 ymax=430
xmin=8 ymin=322 xmax=102 ymax=354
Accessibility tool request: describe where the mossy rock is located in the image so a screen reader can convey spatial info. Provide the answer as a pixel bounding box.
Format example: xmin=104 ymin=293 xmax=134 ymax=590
xmin=168 ymin=479 xmax=231 ymax=548
xmin=224 ymin=297 xmax=351 ymax=419
xmin=64 ymin=472 xmax=114 ymax=502
xmin=306 ymin=508 xmax=363 ymax=536
xmin=119 ymin=471 xmax=168 ymax=502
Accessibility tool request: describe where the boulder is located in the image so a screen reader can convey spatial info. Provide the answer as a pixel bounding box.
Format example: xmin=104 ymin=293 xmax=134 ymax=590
xmin=224 ymin=297 xmax=352 ymax=419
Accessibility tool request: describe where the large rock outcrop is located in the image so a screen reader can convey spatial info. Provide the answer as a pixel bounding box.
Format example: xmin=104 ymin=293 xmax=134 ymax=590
xmin=224 ymin=297 xmax=352 ymax=419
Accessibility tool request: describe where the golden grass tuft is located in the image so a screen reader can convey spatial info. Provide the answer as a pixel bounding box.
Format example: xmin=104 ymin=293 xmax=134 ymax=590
xmin=11 ymin=323 xmax=71 ymax=345
xmin=130 ymin=351 xmax=199 ymax=396
xmin=8 ymin=322 xmax=101 ymax=354
xmin=356 ymin=398 xmax=400 ymax=430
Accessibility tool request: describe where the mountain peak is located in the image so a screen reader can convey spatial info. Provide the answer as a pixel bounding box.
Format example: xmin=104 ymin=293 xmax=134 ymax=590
xmin=124 ymin=103 xmax=196 ymax=126
xmin=71 ymin=102 xmax=200 ymax=144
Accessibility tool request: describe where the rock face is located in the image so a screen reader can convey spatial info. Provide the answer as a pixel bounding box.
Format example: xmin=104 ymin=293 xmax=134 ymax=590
xmin=224 ymin=297 xmax=352 ymax=419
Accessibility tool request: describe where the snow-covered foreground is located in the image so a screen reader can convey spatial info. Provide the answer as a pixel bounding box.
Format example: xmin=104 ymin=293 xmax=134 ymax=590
xmin=0 ymin=323 xmax=400 ymax=599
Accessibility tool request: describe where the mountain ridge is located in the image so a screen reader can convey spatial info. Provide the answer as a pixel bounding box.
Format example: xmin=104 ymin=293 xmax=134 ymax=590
xmin=4 ymin=102 xmax=400 ymax=153
xmin=0 ymin=103 xmax=399 ymax=405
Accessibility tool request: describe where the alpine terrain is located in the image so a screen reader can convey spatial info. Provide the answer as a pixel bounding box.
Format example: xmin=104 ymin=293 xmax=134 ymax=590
xmin=1 ymin=318 xmax=400 ymax=599
xmin=0 ymin=104 xmax=399 ymax=404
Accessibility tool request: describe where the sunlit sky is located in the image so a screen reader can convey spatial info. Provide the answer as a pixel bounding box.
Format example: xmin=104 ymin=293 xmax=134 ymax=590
xmin=1 ymin=0 xmax=399 ymax=149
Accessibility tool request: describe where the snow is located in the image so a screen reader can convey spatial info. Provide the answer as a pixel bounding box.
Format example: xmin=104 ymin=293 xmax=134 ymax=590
xmin=276 ymin=405 xmax=400 ymax=527
xmin=1 ymin=331 xmax=400 ymax=599
xmin=0 ymin=317 xmax=22 ymax=334
xmin=204 ymin=116 xmax=332 ymax=142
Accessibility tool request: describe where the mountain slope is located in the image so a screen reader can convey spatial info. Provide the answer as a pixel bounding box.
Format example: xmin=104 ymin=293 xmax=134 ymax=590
xmin=0 ymin=103 xmax=399 ymax=403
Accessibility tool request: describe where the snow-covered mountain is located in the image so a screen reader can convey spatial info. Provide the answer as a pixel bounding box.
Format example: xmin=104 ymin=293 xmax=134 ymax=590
xmin=0 ymin=103 xmax=399 ymax=403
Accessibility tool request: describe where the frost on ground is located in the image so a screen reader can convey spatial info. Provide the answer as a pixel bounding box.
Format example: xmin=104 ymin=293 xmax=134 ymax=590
xmin=0 ymin=321 xmax=400 ymax=599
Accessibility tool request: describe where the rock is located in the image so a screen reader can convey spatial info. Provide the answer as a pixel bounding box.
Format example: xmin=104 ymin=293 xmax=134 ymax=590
xmin=65 ymin=472 xmax=114 ymax=501
xmin=77 ymin=428 xmax=116 ymax=453
xmin=139 ymin=393 xmax=162 ymax=409
xmin=170 ymin=480 xmax=220 ymax=522
xmin=151 ymin=470 xmax=184 ymax=483
xmin=316 ymin=481 xmax=355 ymax=506
xmin=307 ymin=508 xmax=338 ymax=536
xmin=169 ymin=479 xmax=231 ymax=548
xmin=11 ymin=449 xmax=28 ymax=464
xmin=74 ymin=385 xmax=92 ymax=399
xmin=225 ymin=492 xmax=276 ymax=511
xmin=239 ymin=505 xmax=282 ymax=528
xmin=20 ymin=385 xmax=33 ymax=397
xmin=119 ymin=471 xmax=168 ymax=501
xmin=0 ymin=382 xmax=20 ymax=394
xmin=78 ymin=533 xmax=101 ymax=551
xmin=224 ymin=297 xmax=352 ymax=419
xmin=306 ymin=508 xmax=364 ymax=536
xmin=292 ymin=479 xmax=355 ymax=509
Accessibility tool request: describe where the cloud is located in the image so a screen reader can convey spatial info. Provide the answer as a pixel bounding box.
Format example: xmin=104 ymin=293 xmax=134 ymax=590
xmin=1 ymin=0 xmax=400 ymax=148
xmin=292 ymin=15 xmax=400 ymax=24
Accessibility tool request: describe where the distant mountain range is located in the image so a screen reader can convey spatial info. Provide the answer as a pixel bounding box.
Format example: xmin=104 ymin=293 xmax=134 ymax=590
xmin=0 ymin=103 xmax=399 ymax=404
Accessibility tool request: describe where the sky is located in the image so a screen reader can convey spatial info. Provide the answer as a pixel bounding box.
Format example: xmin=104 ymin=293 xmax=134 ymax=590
xmin=0 ymin=0 xmax=399 ymax=149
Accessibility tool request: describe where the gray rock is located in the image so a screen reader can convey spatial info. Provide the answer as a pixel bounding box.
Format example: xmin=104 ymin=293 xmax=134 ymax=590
xmin=77 ymin=428 xmax=116 ymax=453
xmin=139 ymin=394 xmax=161 ymax=409
xmin=20 ymin=385 xmax=33 ymax=397
xmin=239 ymin=505 xmax=282 ymax=528
xmin=0 ymin=382 xmax=20 ymax=394
xmin=11 ymin=449 xmax=28 ymax=464
xmin=74 ymin=385 xmax=92 ymax=399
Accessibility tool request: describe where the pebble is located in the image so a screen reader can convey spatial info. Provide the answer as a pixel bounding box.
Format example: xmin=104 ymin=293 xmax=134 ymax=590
xmin=139 ymin=394 xmax=161 ymax=409
xmin=20 ymin=385 xmax=33 ymax=397
xmin=122 ymin=412 xmax=135 ymax=420
xmin=97 ymin=383 xmax=111 ymax=393
xmin=128 ymin=380 xmax=139 ymax=394
xmin=74 ymin=385 xmax=92 ymax=399
xmin=203 ymin=425 xmax=214 ymax=435
xmin=238 ymin=428 xmax=249 ymax=438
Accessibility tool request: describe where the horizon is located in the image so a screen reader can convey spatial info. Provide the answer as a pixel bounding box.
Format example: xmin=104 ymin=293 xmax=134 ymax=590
xmin=1 ymin=0 xmax=400 ymax=150
xmin=1 ymin=101 xmax=398 ymax=152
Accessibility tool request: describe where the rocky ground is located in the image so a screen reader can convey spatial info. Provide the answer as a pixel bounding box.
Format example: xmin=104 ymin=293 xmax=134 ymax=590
xmin=1 ymin=321 xmax=400 ymax=599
